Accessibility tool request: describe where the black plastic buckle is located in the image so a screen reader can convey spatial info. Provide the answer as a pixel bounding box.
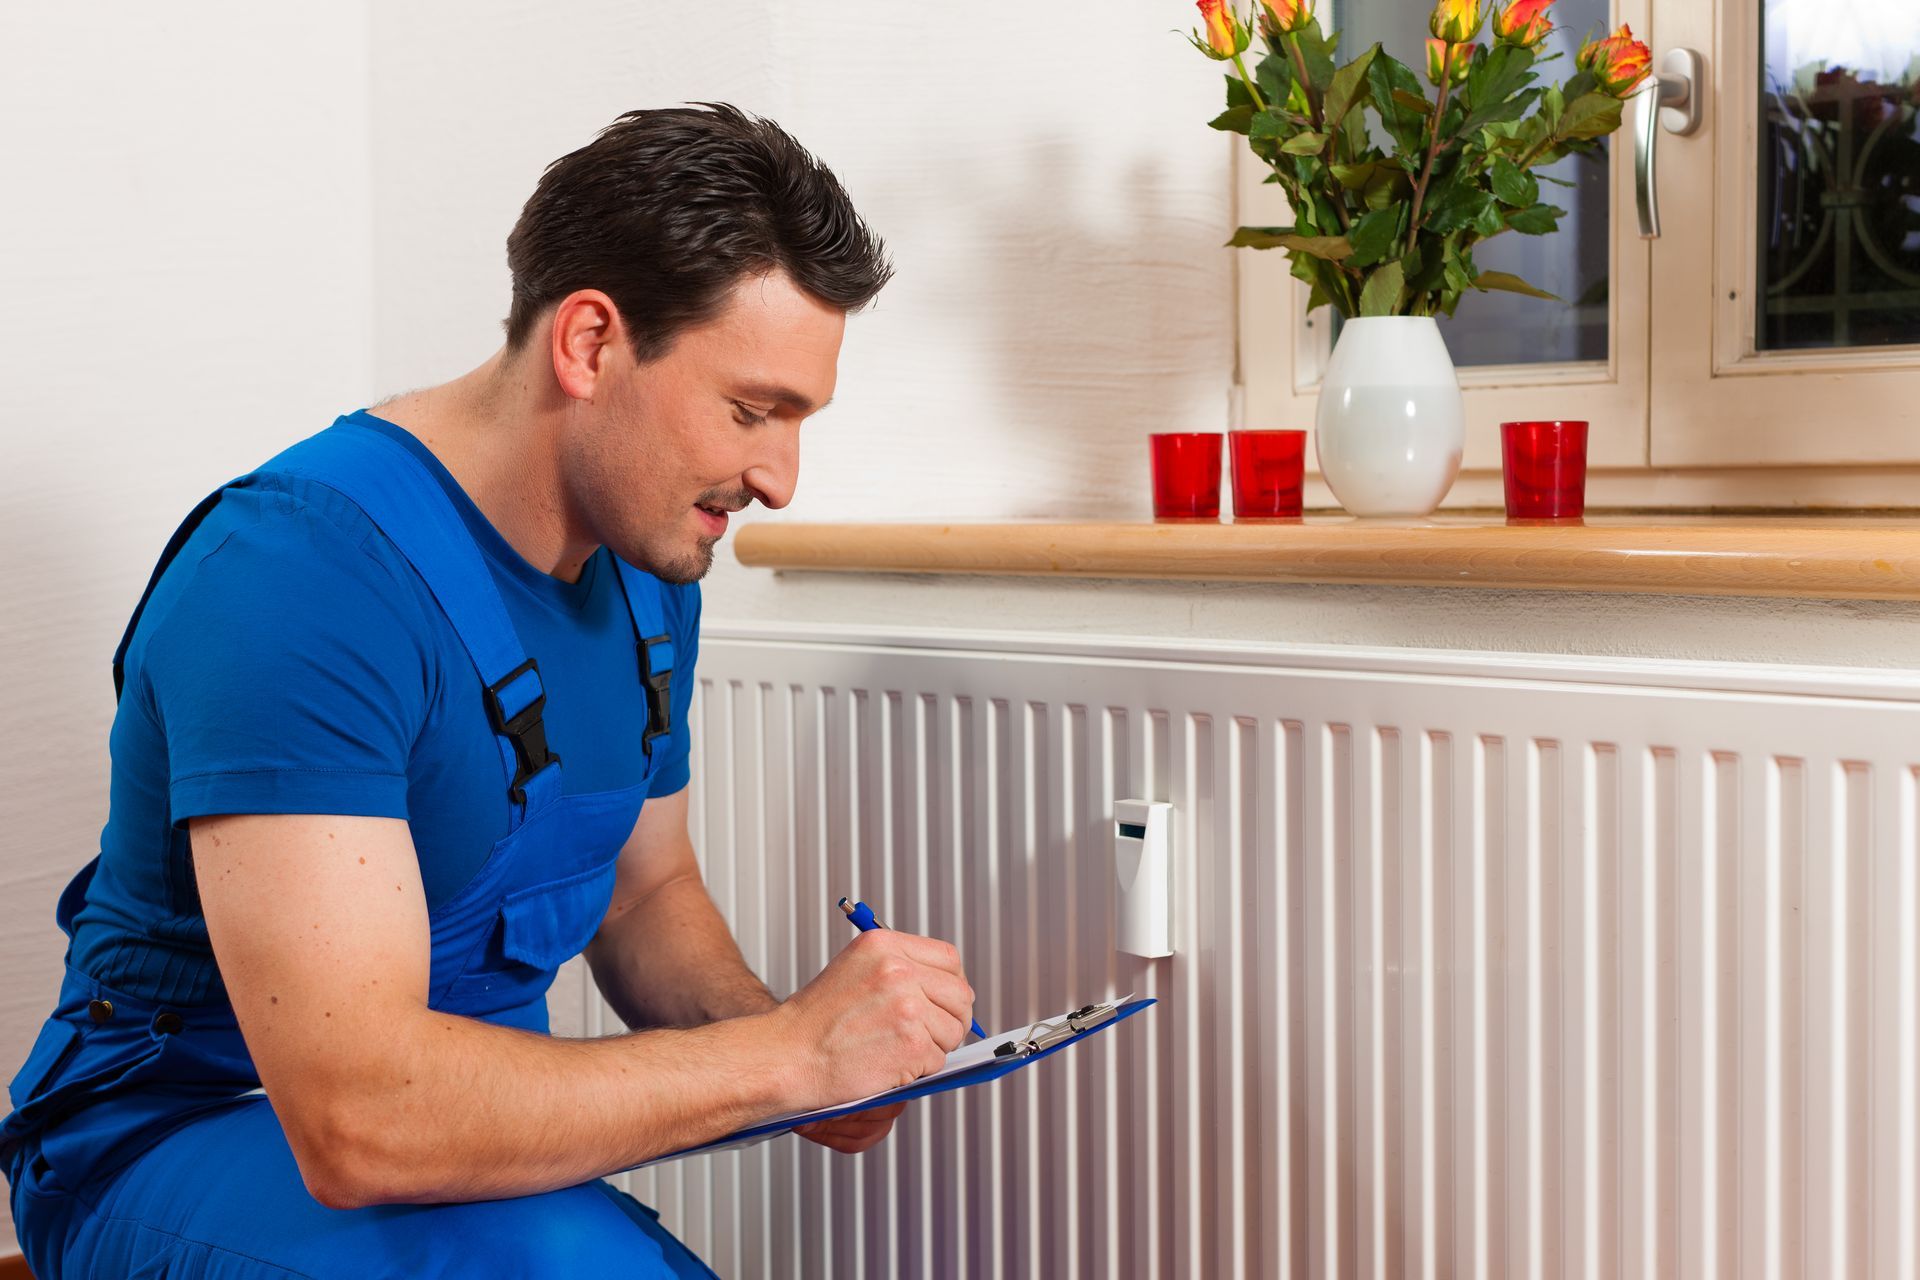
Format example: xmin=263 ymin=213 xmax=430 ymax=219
xmin=484 ymin=658 xmax=560 ymax=806
xmin=638 ymin=635 xmax=673 ymax=755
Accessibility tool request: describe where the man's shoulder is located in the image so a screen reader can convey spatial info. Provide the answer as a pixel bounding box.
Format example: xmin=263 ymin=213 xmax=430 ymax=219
xmin=137 ymin=474 xmax=441 ymax=665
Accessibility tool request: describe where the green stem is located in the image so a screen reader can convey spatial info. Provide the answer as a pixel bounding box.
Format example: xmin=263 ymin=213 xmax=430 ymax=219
xmin=1230 ymin=51 xmax=1268 ymax=114
xmin=1282 ymin=31 xmax=1352 ymax=232
xmin=1404 ymin=43 xmax=1457 ymax=254
xmin=1284 ymin=33 xmax=1322 ymax=128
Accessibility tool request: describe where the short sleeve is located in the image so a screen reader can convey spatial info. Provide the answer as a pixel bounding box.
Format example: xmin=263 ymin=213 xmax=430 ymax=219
xmin=644 ymin=581 xmax=701 ymax=798
xmin=142 ymin=504 xmax=433 ymax=825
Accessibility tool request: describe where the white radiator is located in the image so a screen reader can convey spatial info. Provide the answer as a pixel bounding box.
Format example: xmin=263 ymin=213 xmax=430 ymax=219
xmin=566 ymin=624 xmax=1920 ymax=1280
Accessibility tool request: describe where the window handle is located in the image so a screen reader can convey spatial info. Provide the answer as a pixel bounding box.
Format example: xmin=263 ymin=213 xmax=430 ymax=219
xmin=1634 ymin=47 xmax=1705 ymax=239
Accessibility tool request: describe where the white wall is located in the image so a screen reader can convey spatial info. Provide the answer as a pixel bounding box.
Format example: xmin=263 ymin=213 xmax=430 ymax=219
xmin=0 ymin=2 xmax=375 ymax=1252
xmin=363 ymin=1 xmax=1238 ymax=515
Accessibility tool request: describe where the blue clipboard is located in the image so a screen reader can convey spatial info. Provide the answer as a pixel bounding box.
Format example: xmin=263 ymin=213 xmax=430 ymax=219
xmin=638 ymin=996 xmax=1157 ymax=1167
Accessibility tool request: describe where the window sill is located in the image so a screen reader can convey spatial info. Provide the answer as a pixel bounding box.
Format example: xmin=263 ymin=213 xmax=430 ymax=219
xmin=733 ymin=515 xmax=1920 ymax=601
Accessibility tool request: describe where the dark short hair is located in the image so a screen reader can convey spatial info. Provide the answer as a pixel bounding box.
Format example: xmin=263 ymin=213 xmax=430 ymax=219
xmin=504 ymin=103 xmax=893 ymax=360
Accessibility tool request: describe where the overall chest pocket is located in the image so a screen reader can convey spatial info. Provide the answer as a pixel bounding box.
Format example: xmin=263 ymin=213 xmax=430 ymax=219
xmin=441 ymin=862 xmax=618 ymax=1010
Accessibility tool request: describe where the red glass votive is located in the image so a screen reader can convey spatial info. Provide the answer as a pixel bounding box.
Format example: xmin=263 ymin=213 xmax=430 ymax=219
xmin=1149 ymin=432 xmax=1223 ymax=521
xmin=1228 ymin=429 xmax=1307 ymax=520
xmin=1501 ymin=420 xmax=1590 ymax=522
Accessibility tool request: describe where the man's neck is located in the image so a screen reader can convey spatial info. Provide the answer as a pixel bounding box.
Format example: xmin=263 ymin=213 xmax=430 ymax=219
xmin=372 ymin=351 xmax=599 ymax=583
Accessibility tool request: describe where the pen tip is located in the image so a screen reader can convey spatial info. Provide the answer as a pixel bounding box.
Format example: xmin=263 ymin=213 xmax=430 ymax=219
xmin=837 ymin=897 xmax=853 ymax=915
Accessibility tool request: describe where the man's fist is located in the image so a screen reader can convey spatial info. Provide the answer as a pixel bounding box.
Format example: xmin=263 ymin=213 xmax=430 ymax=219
xmin=775 ymin=929 xmax=976 ymax=1118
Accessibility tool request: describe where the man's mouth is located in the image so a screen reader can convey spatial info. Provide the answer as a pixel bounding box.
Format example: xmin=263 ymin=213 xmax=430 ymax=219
xmin=695 ymin=502 xmax=733 ymax=536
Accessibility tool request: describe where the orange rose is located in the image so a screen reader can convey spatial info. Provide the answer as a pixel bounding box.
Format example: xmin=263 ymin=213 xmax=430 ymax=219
xmin=1492 ymin=0 xmax=1553 ymax=48
xmin=1260 ymin=0 xmax=1314 ymax=35
xmin=1579 ymin=23 xmax=1653 ymax=96
xmin=1196 ymin=0 xmax=1241 ymax=59
xmin=1429 ymin=0 xmax=1485 ymax=44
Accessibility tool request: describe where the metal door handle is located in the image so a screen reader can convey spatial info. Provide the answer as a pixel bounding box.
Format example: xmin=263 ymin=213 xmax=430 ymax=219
xmin=1634 ymin=48 xmax=1705 ymax=239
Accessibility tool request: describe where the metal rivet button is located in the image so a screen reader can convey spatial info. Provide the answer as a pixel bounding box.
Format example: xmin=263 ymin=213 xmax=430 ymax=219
xmin=87 ymin=998 xmax=113 ymax=1023
xmin=154 ymin=1012 xmax=184 ymax=1035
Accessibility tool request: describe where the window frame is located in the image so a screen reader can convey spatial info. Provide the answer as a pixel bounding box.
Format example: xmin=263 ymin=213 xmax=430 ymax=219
xmin=1233 ymin=0 xmax=1920 ymax=509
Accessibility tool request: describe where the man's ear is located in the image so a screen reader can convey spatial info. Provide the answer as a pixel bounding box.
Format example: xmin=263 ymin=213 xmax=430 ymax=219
xmin=548 ymin=290 xmax=622 ymax=403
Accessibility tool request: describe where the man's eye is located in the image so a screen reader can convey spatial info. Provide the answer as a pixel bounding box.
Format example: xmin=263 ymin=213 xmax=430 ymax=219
xmin=731 ymin=403 xmax=769 ymax=427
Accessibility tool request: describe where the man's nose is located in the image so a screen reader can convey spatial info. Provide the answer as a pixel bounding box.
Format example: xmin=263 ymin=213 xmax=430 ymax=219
xmin=743 ymin=425 xmax=799 ymax=511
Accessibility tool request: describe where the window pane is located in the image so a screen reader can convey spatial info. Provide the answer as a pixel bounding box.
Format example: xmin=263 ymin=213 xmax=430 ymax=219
xmin=1757 ymin=0 xmax=1920 ymax=351
xmin=1333 ymin=0 xmax=1612 ymax=367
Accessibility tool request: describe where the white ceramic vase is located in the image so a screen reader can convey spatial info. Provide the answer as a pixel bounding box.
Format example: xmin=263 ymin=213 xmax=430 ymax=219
xmin=1313 ymin=315 xmax=1464 ymax=518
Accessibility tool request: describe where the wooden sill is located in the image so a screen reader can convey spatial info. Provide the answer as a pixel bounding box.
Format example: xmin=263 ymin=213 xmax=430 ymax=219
xmin=733 ymin=515 xmax=1920 ymax=601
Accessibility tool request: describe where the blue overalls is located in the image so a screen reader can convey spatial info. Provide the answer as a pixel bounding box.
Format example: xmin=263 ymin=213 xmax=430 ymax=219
xmin=3 ymin=420 xmax=718 ymax=1278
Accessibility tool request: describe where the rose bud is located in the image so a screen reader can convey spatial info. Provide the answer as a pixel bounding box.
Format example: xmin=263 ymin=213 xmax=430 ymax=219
xmin=1492 ymin=0 xmax=1554 ymax=48
xmin=1260 ymin=0 xmax=1315 ymax=36
xmin=1429 ymin=0 xmax=1486 ymax=44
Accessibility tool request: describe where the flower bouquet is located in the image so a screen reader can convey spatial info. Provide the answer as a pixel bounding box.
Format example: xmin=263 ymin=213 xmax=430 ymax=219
xmin=1190 ymin=0 xmax=1651 ymax=317
xmin=1187 ymin=0 xmax=1653 ymax=517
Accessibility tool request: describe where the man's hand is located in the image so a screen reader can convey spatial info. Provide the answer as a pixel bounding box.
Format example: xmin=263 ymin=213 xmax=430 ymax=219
xmin=792 ymin=1102 xmax=909 ymax=1155
xmin=773 ymin=929 xmax=975 ymax=1118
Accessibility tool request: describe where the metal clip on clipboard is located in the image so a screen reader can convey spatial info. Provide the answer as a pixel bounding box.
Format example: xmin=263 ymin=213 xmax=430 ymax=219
xmin=990 ymin=1000 xmax=1122 ymax=1059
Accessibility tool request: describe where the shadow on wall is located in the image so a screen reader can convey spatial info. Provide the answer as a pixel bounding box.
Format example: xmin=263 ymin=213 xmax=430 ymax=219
xmin=807 ymin=135 xmax=1234 ymax=525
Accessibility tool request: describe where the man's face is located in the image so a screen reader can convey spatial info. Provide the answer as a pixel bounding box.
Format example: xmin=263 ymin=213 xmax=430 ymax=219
xmin=562 ymin=270 xmax=844 ymax=583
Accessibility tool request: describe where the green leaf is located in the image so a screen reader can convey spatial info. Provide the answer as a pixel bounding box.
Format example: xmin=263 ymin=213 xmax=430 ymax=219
xmin=1472 ymin=269 xmax=1561 ymax=301
xmin=1255 ymin=51 xmax=1292 ymax=108
xmin=1471 ymin=197 xmax=1507 ymax=237
xmin=1390 ymin=88 xmax=1433 ymax=116
xmin=1489 ymin=156 xmax=1539 ymax=207
xmin=1249 ymin=111 xmax=1292 ymax=140
xmin=1358 ymin=260 xmax=1406 ymax=316
xmin=1466 ymin=43 xmax=1535 ymax=116
xmin=1363 ymin=165 xmax=1411 ymax=211
xmin=1225 ymin=225 xmax=1296 ymax=249
xmin=1290 ymin=21 xmax=1337 ymax=92
xmin=1558 ymin=92 xmax=1623 ymax=142
xmin=1282 ymin=131 xmax=1329 ymax=155
xmin=1323 ymin=44 xmax=1380 ymax=131
xmin=1225 ymin=228 xmax=1354 ymax=261
xmin=1461 ymin=88 xmax=1543 ymax=135
xmin=1346 ymin=205 xmax=1403 ymax=267
xmin=1225 ymin=74 xmax=1254 ymax=110
xmin=1209 ymin=104 xmax=1255 ymax=134
xmin=1365 ymin=52 xmax=1429 ymax=155
xmin=1424 ymin=188 xmax=1497 ymax=236
xmin=1506 ymin=202 xmax=1564 ymax=234
xmin=1329 ymin=161 xmax=1380 ymax=189
xmin=1288 ymin=233 xmax=1356 ymax=260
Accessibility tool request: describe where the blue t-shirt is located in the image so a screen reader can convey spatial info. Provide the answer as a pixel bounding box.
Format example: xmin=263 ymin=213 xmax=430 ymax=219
xmin=66 ymin=412 xmax=699 ymax=1007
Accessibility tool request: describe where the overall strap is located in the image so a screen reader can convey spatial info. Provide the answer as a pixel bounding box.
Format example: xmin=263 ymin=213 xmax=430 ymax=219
xmin=261 ymin=420 xmax=563 ymax=823
xmin=613 ymin=558 xmax=676 ymax=759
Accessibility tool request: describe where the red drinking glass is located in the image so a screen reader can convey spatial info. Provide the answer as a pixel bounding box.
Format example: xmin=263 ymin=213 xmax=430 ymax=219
xmin=1501 ymin=420 xmax=1590 ymax=522
xmin=1149 ymin=432 xmax=1223 ymax=521
xmin=1228 ymin=429 xmax=1307 ymax=520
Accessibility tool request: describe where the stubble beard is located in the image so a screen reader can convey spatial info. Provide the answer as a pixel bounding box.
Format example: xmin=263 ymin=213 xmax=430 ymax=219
xmin=652 ymin=535 xmax=719 ymax=585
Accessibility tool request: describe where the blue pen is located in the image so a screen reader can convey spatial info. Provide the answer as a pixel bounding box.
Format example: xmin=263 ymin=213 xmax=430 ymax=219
xmin=838 ymin=896 xmax=987 ymax=1040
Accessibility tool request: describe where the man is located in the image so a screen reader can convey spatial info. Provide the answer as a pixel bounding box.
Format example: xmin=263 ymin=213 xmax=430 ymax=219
xmin=3 ymin=104 xmax=976 ymax=1278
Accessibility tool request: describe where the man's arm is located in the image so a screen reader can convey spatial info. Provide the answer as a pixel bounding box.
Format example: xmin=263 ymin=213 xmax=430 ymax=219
xmin=582 ymin=788 xmax=776 ymax=1029
xmin=192 ymin=812 xmax=973 ymax=1208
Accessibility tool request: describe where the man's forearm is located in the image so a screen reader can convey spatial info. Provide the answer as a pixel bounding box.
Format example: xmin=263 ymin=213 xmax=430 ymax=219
xmin=584 ymin=871 xmax=777 ymax=1029
xmin=296 ymin=1001 xmax=801 ymax=1208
